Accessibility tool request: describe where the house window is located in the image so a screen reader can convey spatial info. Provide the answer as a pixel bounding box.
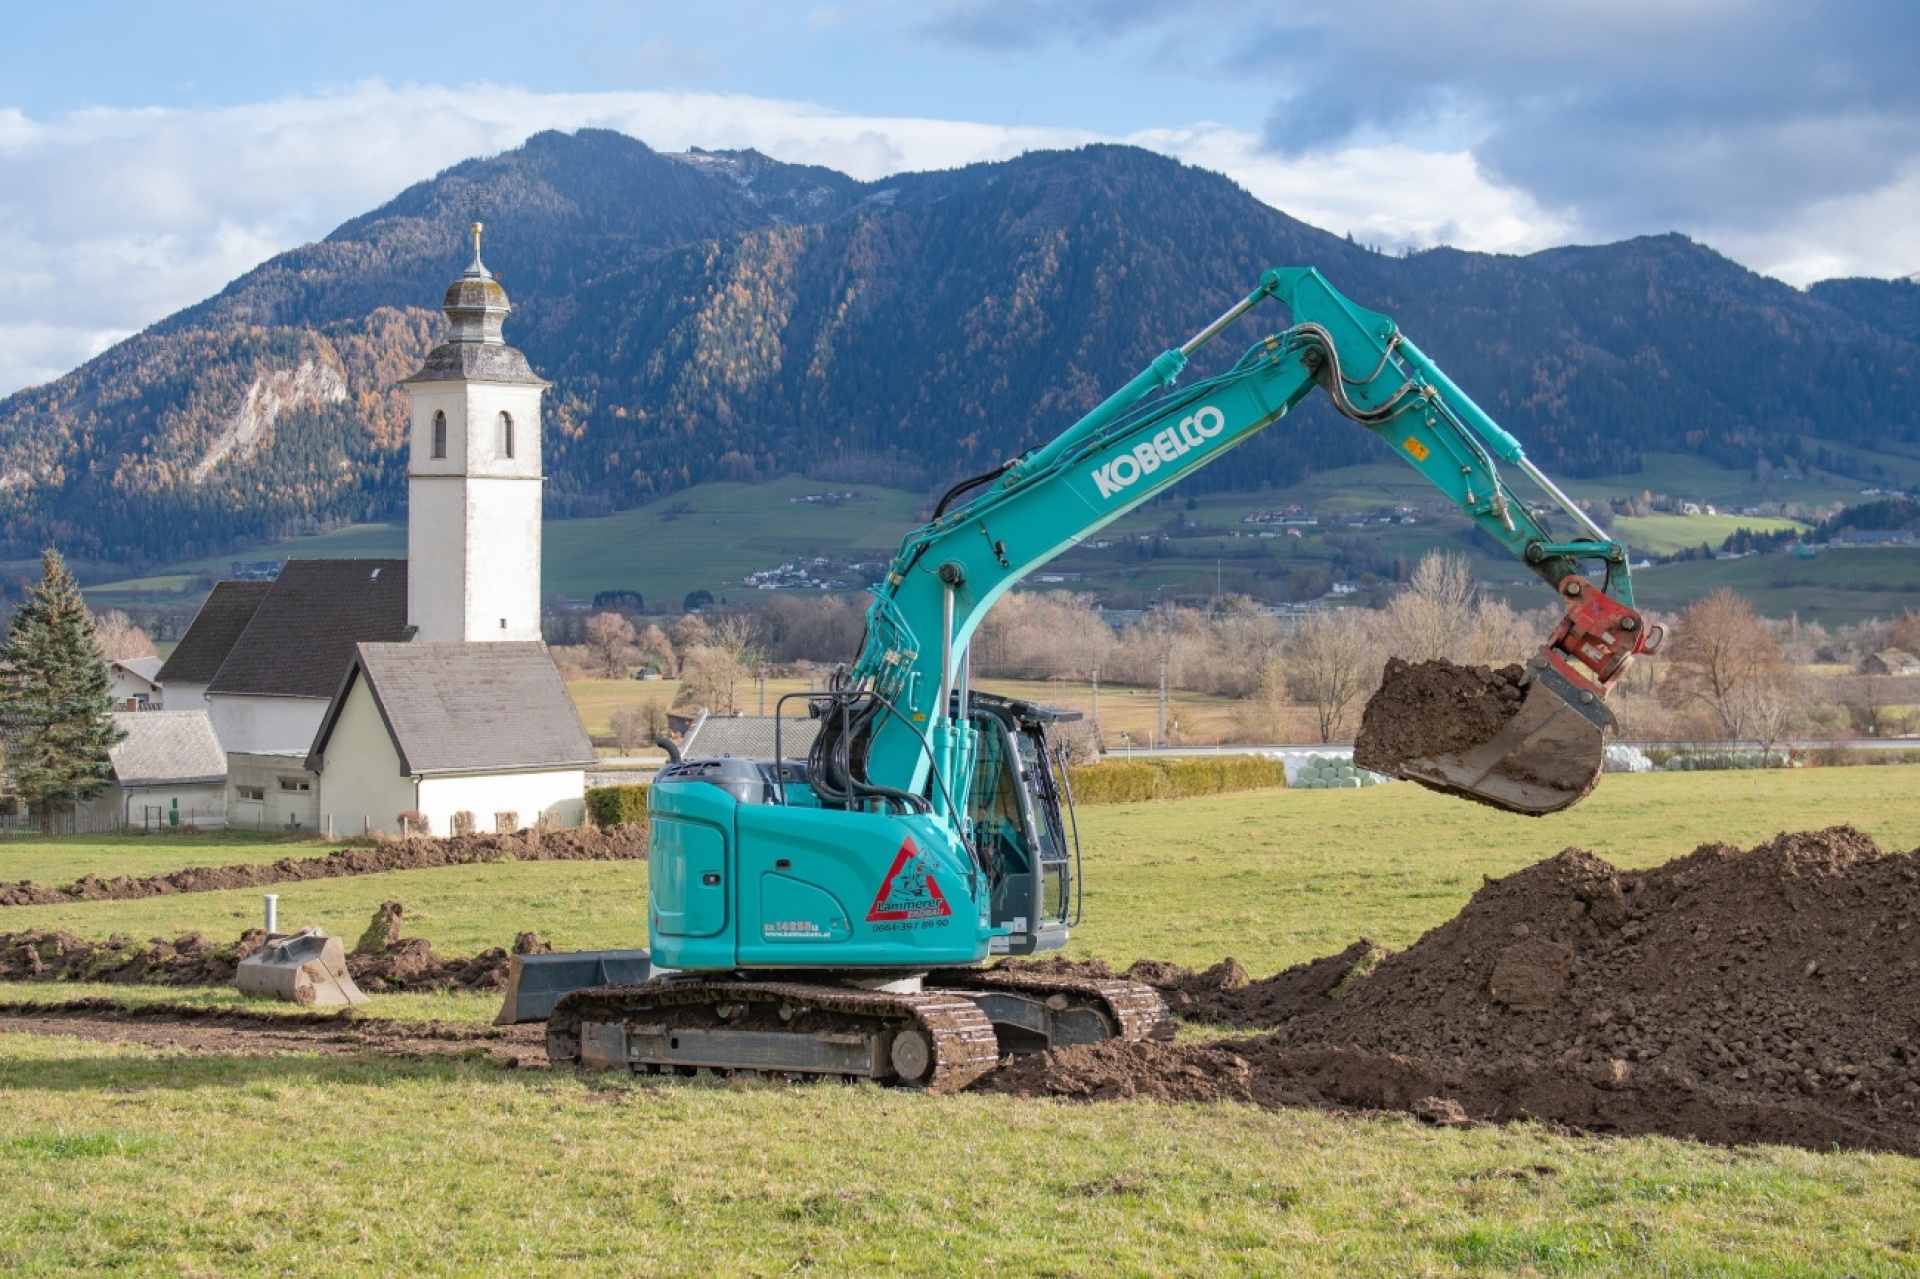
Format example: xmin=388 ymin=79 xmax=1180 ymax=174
xmin=498 ymin=410 xmax=515 ymax=459
xmin=236 ymin=786 xmax=265 ymax=802
xmin=278 ymin=777 xmax=311 ymax=793
xmin=431 ymin=410 xmax=448 ymax=459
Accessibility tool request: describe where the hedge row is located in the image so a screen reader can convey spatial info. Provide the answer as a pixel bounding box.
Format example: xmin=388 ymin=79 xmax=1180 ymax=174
xmin=1066 ymin=756 xmax=1289 ymax=805
xmin=586 ymin=785 xmax=649 ymax=828
xmin=590 ymin=756 xmax=1290 ymax=823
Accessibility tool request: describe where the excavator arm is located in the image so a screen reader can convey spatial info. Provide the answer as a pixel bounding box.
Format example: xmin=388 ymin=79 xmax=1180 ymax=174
xmin=826 ymin=267 xmax=1659 ymax=818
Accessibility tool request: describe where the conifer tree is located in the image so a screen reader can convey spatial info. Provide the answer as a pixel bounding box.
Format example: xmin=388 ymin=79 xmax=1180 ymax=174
xmin=0 ymin=550 xmax=124 ymax=826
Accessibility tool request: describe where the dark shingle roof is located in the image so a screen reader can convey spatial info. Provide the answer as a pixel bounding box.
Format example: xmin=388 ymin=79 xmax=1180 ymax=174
xmin=156 ymin=581 xmax=273 ymax=684
xmin=309 ymin=642 xmax=595 ymax=775
xmin=207 ymin=559 xmax=410 ymax=700
xmin=109 ymin=711 xmax=228 ymax=786
xmin=681 ymin=713 xmax=819 ymax=761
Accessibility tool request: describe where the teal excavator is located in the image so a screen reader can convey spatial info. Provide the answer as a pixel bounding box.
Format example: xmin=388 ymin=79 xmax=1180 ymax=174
xmin=512 ymin=268 xmax=1661 ymax=1090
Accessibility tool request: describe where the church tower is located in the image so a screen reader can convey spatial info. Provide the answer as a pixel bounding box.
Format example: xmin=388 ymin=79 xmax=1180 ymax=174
xmin=401 ymin=224 xmax=550 ymax=643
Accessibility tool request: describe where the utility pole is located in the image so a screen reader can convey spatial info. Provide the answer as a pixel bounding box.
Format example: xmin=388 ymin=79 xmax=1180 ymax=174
xmin=757 ymin=664 xmax=767 ymax=715
xmin=1090 ymin=664 xmax=1099 ymax=728
xmin=1157 ymin=654 xmax=1168 ymax=749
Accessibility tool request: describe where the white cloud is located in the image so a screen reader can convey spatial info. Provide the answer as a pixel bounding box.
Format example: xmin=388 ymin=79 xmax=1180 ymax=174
xmin=0 ymin=78 xmax=1909 ymax=398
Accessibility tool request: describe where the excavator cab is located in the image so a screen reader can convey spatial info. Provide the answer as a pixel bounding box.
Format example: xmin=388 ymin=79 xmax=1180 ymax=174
xmin=959 ymin=693 xmax=1079 ymax=956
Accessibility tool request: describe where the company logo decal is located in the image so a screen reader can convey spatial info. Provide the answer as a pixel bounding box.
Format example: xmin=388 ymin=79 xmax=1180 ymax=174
xmin=1090 ymin=405 xmax=1226 ymax=499
xmin=866 ymin=838 xmax=953 ymax=922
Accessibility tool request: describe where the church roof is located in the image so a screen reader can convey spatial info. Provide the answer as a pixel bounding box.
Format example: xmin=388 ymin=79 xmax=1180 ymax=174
xmin=156 ymin=580 xmax=273 ymax=684
xmin=206 ymin=559 xmax=411 ymax=700
xmin=399 ymin=342 xmax=549 ymax=386
xmin=108 ymin=710 xmax=228 ymax=787
xmin=308 ymin=641 xmax=595 ymax=776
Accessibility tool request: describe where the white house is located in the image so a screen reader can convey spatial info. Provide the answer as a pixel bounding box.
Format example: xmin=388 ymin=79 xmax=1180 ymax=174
xmin=78 ymin=710 xmax=229 ymax=830
xmin=308 ymin=642 xmax=594 ymax=837
xmin=108 ymin=656 xmax=165 ymax=710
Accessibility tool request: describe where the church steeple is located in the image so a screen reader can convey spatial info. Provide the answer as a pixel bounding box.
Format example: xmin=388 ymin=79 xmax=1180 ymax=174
xmin=398 ymin=229 xmax=551 ymax=644
xmin=443 ymin=222 xmax=512 ymax=344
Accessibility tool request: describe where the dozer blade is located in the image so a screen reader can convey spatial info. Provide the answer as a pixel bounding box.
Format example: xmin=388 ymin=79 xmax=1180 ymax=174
xmin=1392 ymin=673 xmax=1607 ymax=816
xmin=235 ymin=928 xmax=368 ymax=1007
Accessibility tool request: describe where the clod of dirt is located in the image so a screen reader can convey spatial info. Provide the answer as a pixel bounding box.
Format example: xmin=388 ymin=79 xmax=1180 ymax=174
xmin=355 ymin=901 xmax=406 ymax=955
xmin=1353 ymin=657 xmax=1527 ymax=774
xmin=0 ymin=929 xmax=249 ymax=985
xmin=513 ymin=932 xmax=553 ymax=956
xmin=989 ymin=827 xmax=1920 ymax=1155
xmin=0 ymin=825 xmax=649 ymax=909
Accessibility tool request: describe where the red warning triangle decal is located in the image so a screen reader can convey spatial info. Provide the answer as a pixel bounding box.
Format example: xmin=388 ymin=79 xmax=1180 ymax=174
xmin=866 ymin=837 xmax=953 ymax=922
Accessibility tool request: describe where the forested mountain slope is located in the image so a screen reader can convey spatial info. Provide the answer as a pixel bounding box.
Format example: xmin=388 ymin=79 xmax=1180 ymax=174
xmin=2 ymin=128 xmax=1914 ymax=568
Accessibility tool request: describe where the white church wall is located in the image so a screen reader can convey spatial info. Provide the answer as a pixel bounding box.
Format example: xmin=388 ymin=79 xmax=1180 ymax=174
xmin=463 ymin=476 xmax=543 ymax=641
xmin=417 ymin=769 xmax=585 ymax=837
xmin=405 ymin=382 xmax=544 ymax=643
xmin=314 ymin=675 xmax=418 ymax=837
xmin=208 ymin=694 xmax=328 ymax=754
xmin=164 ymin=681 xmax=212 ymax=714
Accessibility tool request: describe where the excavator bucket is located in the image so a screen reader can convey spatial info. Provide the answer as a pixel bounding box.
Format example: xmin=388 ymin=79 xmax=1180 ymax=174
xmin=1355 ymin=656 xmax=1609 ymax=817
xmin=235 ymin=928 xmax=368 ymax=1007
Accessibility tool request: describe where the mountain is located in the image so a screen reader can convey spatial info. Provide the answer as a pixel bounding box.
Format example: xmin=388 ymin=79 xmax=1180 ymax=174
xmin=1808 ymin=276 xmax=1920 ymax=347
xmin=3 ymin=128 xmax=1917 ymax=570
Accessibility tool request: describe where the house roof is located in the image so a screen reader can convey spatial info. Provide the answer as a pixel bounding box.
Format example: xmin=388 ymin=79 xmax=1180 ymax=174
xmin=681 ymin=712 xmax=819 ymax=762
xmin=108 ymin=710 xmax=228 ymax=787
xmin=155 ymin=580 xmax=273 ymax=684
xmin=112 ymin=656 xmax=165 ymax=685
xmin=207 ymin=559 xmax=411 ymax=700
xmin=308 ymin=642 xmax=595 ymax=776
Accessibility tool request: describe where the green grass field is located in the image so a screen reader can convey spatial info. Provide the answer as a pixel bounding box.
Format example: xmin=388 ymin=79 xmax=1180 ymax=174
xmin=4 ymin=768 xmax=1920 ymax=1273
xmin=1610 ymin=513 xmax=1805 ymax=556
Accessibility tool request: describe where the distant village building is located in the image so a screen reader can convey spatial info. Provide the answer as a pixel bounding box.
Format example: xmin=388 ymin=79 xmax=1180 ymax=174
xmin=107 ymin=656 xmax=165 ymax=710
xmin=78 ymin=710 xmax=228 ymax=830
xmin=1861 ymin=649 xmax=1920 ymax=677
xmin=145 ymin=225 xmax=594 ymax=837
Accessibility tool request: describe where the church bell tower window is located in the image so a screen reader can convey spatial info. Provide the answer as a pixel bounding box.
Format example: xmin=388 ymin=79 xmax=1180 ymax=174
xmin=431 ymin=411 xmax=448 ymax=459
xmin=499 ymin=410 xmax=515 ymax=459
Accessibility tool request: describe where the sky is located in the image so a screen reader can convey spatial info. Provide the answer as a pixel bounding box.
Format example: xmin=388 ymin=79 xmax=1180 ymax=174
xmin=1 ymin=0 xmax=1916 ymax=398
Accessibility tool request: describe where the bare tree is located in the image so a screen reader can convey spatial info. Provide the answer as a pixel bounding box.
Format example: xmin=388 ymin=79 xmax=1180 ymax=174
xmin=1732 ymin=670 xmax=1804 ymax=763
xmin=1659 ymin=587 xmax=1785 ymax=740
xmin=91 ymin=609 xmax=157 ymax=661
xmin=675 ymin=646 xmax=745 ymax=714
xmin=1287 ymin=609 xmax=1377 ymax=743
xmin=1890 ymin=609 xmax=1920 ymax=657
xmin=1382 ymin=551 xmax=1477 ymax=662
xmin=583 ymin=612 xmax=639 ymax=679
xmin=609 ymin=698 xmax=671 ymax=751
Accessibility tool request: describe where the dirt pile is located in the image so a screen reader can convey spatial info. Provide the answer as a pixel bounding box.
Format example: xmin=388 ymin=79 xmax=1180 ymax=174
xmin=0 ymin=928 xmax=251 ymax=985
xmin=992 ymin=827 xmax=1920 ymax=1154
xmin=1353 ymin=657 xmax=1526 ymax=774
xmin=0 ymin=824 xmax=648 ymax=908
xmin=0 ymin=901 xmax=547 ymax=995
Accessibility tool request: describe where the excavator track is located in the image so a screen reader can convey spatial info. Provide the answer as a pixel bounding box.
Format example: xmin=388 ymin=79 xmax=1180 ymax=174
xmin=930 ymin=967 xmax=1176 ymax=1046
xmin=548 ymin=979 xmax=1002 ymax=1094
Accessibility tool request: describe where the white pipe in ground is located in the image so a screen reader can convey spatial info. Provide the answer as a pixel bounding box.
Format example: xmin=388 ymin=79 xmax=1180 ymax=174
xmin=263 ymin=894 xmax=278 ymax=935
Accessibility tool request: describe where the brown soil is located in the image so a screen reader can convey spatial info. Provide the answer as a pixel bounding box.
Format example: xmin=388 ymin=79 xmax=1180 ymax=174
xmin=0 ymin=824 xmax=648 ymax=908
xmin=0 ymin=998 xmax=545 ymax=1067
xmin=0 ymin=901 xmax=550 ymax=995
xmin=990 ymin=827 xmax=1920 ymax=1155
xmin=1353 ymin=657 xmax=1527 ymax=774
